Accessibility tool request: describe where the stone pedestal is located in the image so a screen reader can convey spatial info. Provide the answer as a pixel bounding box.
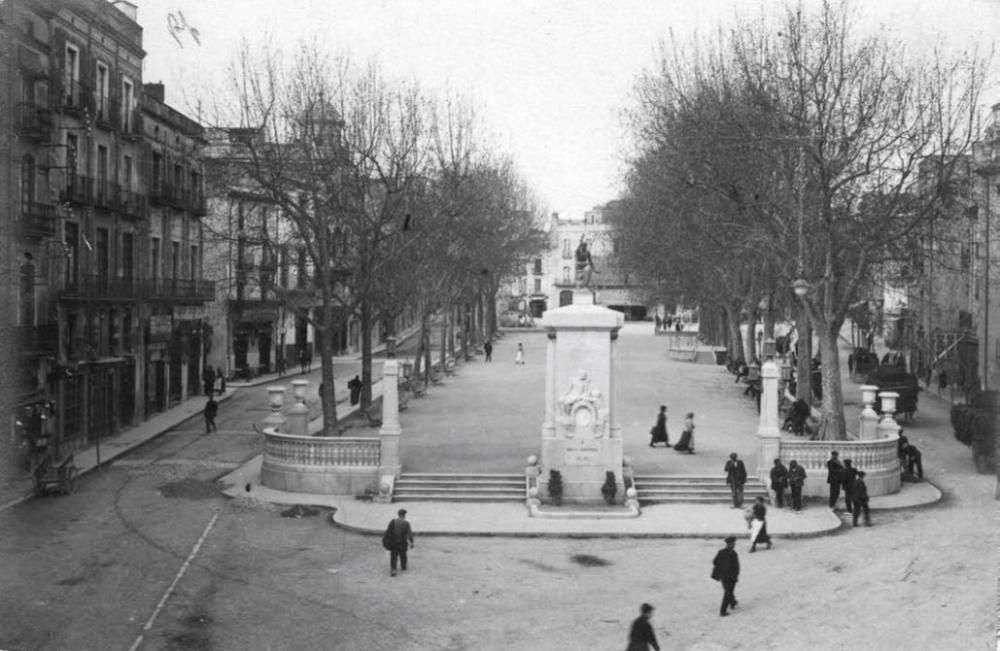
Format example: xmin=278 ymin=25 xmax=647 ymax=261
xmin=539 ymin=291 xmax=624 ymax=505
xmin=756 ymin=359 xmax=780 ymax=482
xmin=378 ymin=360 xmax=402 ymax=490
xmin=287 ymin=380 xmax=310 ymax=436
xmin=264 ymin=386 xmax=287 ymax=432
xmin=859 ymin=384 xmax=880 ymax=441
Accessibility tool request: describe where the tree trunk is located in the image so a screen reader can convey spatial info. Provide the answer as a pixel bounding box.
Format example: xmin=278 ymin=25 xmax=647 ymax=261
xmin=725 ymin=304 xmax=744 ymax=363
xmin=360 ymin=299 xmax=373 ymax=410
xmin=318 ymin=313 xmax=338 ymax=434
xmin=423 ymin=313 xmax=432 ymax=388
xmin=816 ymin=321 xmax=848 ymax=440
xmin=439 ymin=309 xmax=448 ymax=370
xmin=762 ymin=294 xmax=776 ymax=342
xmin=743 ymin=304 xmax=758 ymax=365
xmin=795 ymin=313 xmax=812 ymax=403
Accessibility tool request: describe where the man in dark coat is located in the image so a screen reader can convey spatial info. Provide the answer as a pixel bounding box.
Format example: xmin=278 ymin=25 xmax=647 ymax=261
xmin=826 ymin=451 xmax=844 ymax=510
xmin=483 ymin=340 xmax=493 ymax=362
xmin=842 ymin=458 xmax=859 ymax=513
xmin=347 ymin=375 xmax=363 ymax=406
xmin=788 ymin=459 xmax=807 ymax=510
xmin=712 ymin=536 xmax=741 ymax=616
xmin=203 ymin=397 xmax=218 ymax=433
xmin=649 ymin=405 xmax=669 ymax=447
xmin=852 ymin=471 xmax=871 ymax=526
xmin=202 ymin=366 xmax=215 ymax=397
xmin=724 ymin=452 xmax=747 ymax=507
xmin=769 ymin=458 xmax=788 ymax=508
xmin=626 ymin=603 xmax=660 ymax=651
xmin=384 ymin=509 xmax=415 ymax=576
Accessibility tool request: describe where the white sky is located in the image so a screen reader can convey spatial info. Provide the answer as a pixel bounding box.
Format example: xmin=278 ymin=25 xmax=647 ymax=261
xmin=135 ymin=0 xmax=1000 ymax=220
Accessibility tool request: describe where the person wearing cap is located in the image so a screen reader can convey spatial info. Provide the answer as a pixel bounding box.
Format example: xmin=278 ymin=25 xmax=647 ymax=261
xmin=724 ymin=453 xmax=747 ymax=507
xmin=383 ymin=509 xmax=414 ymax=576
xmin=852 ymin=471 xmax=871 ymax=526
xmin=788 ymin=459 xmax=807 ymax=511
xmin=711 ymin=536 xmax=741 ymax=616
xmin=626 ymin=603 xmax=661 ymax=651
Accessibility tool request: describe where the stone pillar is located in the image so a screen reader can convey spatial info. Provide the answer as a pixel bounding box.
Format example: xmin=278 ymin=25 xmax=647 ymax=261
xmin=543 ymin=330 xmax=556 ymax=438
xmin=609 ymin=328 xmax=622 ymax=439
xmin=877 ymin=391 xmax=902 ymax=440
xmin=264 ymin=386 xmax=286 ymax=432
xmin=756 ymin=359 xmax=781 ymax=482
xmin=858 ymin=385 xmax=880 ymax=440
xmin=378 ymin=360 xmax=402 ymax=478
xmin=287 ymin=379 xmax=309 ymax=436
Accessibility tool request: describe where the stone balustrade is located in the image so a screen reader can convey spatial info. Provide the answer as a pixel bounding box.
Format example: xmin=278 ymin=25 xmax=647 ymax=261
xmin=779 ymin=435 xmax=900 ymax=497
xmin=261 ymin=429 xmax=382 ymax=494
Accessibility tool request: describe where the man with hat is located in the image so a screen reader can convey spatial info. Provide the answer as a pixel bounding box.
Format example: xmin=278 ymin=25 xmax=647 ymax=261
xmin=383 ymin=508 xmax=415 ymax=576
xmin=626 ymin=603 xmax=661 ymax=651
xmin=712 ymin=536 xmax=741 ymax=616
xmin=724 ymin=452 xmax=747 ymax=507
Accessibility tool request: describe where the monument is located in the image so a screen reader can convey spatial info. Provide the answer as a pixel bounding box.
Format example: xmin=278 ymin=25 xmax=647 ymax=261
xmin=537 ymin=287 xmax=627 ymax=506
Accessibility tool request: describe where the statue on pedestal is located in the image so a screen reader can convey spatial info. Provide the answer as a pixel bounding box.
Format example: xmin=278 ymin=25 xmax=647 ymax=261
xmin=574 ymin=236 xmax=599 ymax=288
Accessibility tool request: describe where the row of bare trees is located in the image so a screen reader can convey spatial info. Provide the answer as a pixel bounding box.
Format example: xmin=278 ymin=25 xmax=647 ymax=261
xmin=205 ymin=43 xmax=547 ymax=430
xmin=613 ymin=1 xmax=988 ymax=439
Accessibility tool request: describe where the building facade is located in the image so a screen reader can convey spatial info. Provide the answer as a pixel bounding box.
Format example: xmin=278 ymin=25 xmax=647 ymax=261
xmin=3 ymin=0 xmax=209 ymax=468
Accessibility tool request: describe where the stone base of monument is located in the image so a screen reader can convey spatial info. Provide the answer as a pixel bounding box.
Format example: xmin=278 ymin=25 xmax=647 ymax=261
xmin=527 ymin=500 xmax=640 ymax=519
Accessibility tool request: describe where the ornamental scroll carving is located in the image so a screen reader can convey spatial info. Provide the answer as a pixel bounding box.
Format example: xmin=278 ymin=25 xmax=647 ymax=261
xmin=557 ymin=370 xmax=609 ymax=438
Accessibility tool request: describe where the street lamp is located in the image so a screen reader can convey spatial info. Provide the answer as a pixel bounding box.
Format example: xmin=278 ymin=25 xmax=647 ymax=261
xmin=792 ymin=278 xmax=812 ymax=299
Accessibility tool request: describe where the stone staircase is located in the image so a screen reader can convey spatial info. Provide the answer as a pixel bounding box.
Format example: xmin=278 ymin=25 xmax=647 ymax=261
xmin=392 ymin=472 xmax=524 ymax=502
xmin=633 ymin=475 xmax=769 ymax=505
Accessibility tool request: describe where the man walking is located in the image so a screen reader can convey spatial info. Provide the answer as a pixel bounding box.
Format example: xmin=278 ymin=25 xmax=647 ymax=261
xmin=769 ymin=458 xmax=788 ymax=508
xmin=712 ymin=536 xmax=741 ymax=617
xmin=826 ymin=451 xmax=844 ymax=510
xmin=724 ymin=453 xmax=747 ymax=507
xmin=626 ymin=603 xmax=661 ymax=651
xmin=203 ymin=396 xmax=218 ymax=433
xmin=842 ymin=458 xmax=859 ymax=514
xmin=483 ymin=340 xmax=493 ymax=362
xmin=788 ymin=459 xmax=806 ymax=510
xmin=202 ymin=365 xmax=215 ymax=397
xmin=852 ymin=471 xmax=871 ymax=526
xmin=383 ymin=509 xmax=414 ymax=576
xmin=348 ymin=375 xmax=363 ymax=406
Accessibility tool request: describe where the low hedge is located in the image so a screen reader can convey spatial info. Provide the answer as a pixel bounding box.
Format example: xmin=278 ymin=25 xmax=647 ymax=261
xmin=951 ymin=392 xmax=998 ymax=474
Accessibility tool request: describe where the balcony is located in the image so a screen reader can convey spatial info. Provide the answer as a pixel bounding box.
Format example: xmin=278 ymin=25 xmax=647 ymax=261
xmin=16 ymin=102 xmax=52 ymax=141
xmin=95 ymin=98 xmax=120 ymax=130
xmin=121 ymin=111 xmax=142 ymax=140
xmin=18 ymin=202 xmax=57 ymax=238
xmin=16 ymin=324 xmax=58 ymax=355
xmin=62 ymin=80 xmax=93 ymax=115
xmin=61 ymin=274 xmax=139 ymax=300
xmin=149 ymin=180 xmax=181 ymax=208
xmin=184 ymin=188 xmax=208 ymax=215
xmin=93 ymin=180 xmax=119 ymax=210
xmin=141 ymin=278 xmax=215 ymax=303
xmin=118 ymin=189 xmax=147 ymax=218
xmin=17 ymin=45 xmax=48 ymax=79
xmin=61 ymin=174 xmax=92 ymax=205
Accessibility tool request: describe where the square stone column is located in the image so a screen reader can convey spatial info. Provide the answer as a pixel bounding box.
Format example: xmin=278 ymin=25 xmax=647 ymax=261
xmin=539 ymin=291 xmax=625 ymax=504
xmin=379 ymin=360 xmax=402 ymax=478
xmin=756 ymin=359 xmax=781 ymax=482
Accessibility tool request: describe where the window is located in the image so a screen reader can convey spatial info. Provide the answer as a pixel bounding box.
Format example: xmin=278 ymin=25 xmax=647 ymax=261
xmin=563 ymin=239 xmax=571 ymax=258
xmin=66 ymin=133 xmax=78 ymax=176
xmin=20 ymin=155 xmax=36 ymax=207
xmin=171 ymin=242 xmax=180 ymax=281
xmin=150 ymin=237 xmax=160 ymax=279
xmin=64 ymin=43 xmax=79 ymax=106
xmin=173 ymin=164 xmax=182 ymax=191
xmin=96 ymin=62 xmax=109 ymax=119
xmin=152 ymin=152 xmax=162 ymax=191
xmin=123 ymin=155 xmax=133 ymax=190
xmin=97 ymin=145 xmax=109 ymax=199
xmin=64 ymin=222 xmax=79 ymax=287
xmin=533 ymin=258 xmax=542 ymax=274
xmin=96 ymin=228 xmax=110 ymax=290
xmin=122 ymin=233 xmax=134 ymax=284
xmin=121 ymin=79 xmax=134 ymax=131
xmin=190 ymin=245 xmax=198 ymax=279
xmin=534 ymin=278 xmax=541 ymax=293
xmin=563 ymin=266 xmax=570 ymax=283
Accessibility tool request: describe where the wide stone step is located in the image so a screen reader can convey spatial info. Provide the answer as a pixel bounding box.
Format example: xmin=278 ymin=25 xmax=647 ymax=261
xmin=393 ymin=492 xmax=524 ymax=503
xmin=633 ymin=475 xmax=769 ymax=504
xmin=395 ymin=478 xmax=523 ymax=488
xmin=393 ymin=472 xmax=524 ymax=503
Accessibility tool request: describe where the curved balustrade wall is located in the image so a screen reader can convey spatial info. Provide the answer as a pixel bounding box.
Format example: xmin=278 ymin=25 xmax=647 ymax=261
xmin=261 ymin=430 xmax=381 ymax=494
xmin=779 ymin=435 xmax=900 ymax=497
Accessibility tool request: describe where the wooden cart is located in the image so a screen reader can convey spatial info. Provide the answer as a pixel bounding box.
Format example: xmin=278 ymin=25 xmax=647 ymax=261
xmin=32 ymin=449 xmax=78 ymax=497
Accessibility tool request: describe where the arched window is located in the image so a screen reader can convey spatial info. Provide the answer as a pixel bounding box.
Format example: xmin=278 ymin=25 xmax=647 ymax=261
xmin=20 ymin=155 xmax=36 ymax=207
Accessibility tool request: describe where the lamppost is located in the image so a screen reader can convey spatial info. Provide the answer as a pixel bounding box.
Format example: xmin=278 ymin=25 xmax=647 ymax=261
xmin=973 ymin=137 xmax=1000 ymax=391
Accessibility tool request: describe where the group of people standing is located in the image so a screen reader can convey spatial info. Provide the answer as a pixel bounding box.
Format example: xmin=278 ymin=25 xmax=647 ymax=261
xmin=648 ymin=406 xmax=695 ymax=453
xmin=766 ymin=451 xmax=871 ymax=525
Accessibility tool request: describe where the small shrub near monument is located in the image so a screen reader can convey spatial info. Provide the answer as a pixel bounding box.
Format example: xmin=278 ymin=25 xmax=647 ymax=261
xmin=951 ymin=392 xmax=998 ymax=474
xmin=601 ymin=471 xmax=617 ymax=505
xmin=548 ymin=469 xmax=563 ymax=506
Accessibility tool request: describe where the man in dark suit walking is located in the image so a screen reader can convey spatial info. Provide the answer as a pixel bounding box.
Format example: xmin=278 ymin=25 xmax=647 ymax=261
xmin=827 ymin=450 xmax=844 ymax=510
xmin=483 ymin=340 xmax=493 ymax=362
xmin=626 ymin=603 xmax=660 ymax=651
xmin=852 ymin=471 xmax=871 ymax=526
xmin=842 ymin=458 xmax=859 ymax=514
xmin=712 ymin=536 xmax=741 ymax=616
xmin=769 ymin=458 xmax=788 ymax=508
xmin=384 ymin=509 xmax=414 ymax=576
xmin=724 ymin=453 xmax=747 ymax=507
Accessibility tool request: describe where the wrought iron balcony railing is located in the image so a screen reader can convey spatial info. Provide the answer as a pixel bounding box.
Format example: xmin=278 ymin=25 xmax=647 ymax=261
xmin=16 ymin=102 xmax=52 ymax=141
xmin=140 ymin=278 xmax=215 ymax=302
xmin=19 ymin=202 xmax=56 ymax=238
xmin=61 ymin=174 xmax=93 ymax=205
xmin=60 ymin=273 xmax=139 ymax=299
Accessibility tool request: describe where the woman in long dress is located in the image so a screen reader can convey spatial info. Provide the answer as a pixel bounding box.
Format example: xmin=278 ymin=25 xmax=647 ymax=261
xmin=649 ymin=405 xmax=670 ymax=447
xmin=749 ymin=496 xmax=772 ymax=552
xmin=673 ymin=412 xmax=695 ymax=453
xmin=515 ymin=343 xmax=525 ymax=365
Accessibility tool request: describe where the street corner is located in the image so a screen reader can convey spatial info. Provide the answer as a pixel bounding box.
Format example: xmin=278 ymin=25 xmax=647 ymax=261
xmin=766 ymin=506 xmax=844 ymax=539
xmin=869 ymin=477 xmax=943 ymax=511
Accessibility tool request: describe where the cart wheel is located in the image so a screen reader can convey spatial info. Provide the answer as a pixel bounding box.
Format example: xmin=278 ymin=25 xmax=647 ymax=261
xmin=62 ymin=466 xmax=78 ymax=495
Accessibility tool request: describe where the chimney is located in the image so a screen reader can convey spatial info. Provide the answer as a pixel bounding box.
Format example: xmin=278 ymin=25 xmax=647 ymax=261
xmin=144 ymin=83 xmax=165 ymax=102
